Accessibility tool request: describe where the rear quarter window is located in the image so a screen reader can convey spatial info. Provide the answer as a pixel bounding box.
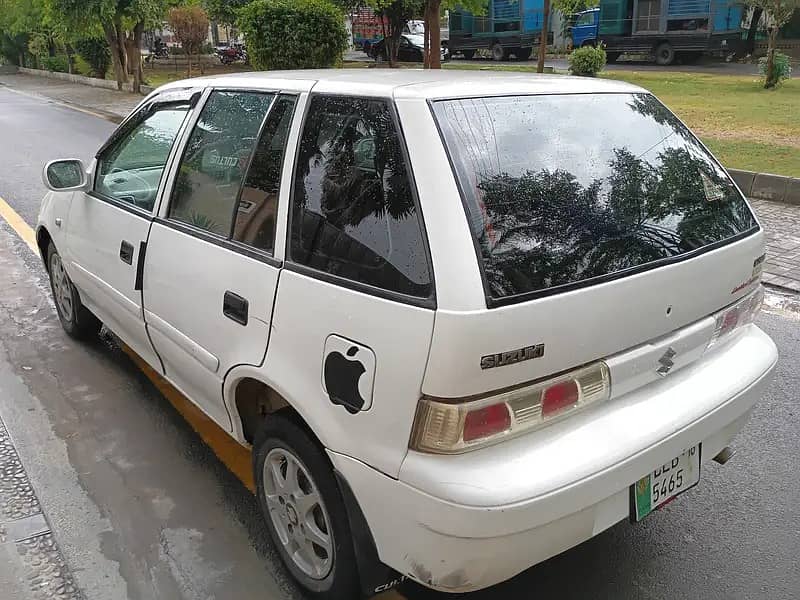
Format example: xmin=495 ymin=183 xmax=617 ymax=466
xmin=432 ymin=93 xmax=757 ymax=304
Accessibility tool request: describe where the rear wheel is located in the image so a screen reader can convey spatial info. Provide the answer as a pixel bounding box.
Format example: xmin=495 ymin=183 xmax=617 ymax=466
xmin=461 ymin=48 xmax=475 ymax=59
xmin=254 ymin=415 xmax=359 ymax=599
xmin=491 ymin=43 xmax=507 ymax=62
xmin=514 ymin=47 xmax=533 ymax=60
xmin=46 ymin=242 xmax=101 ymax=340
xmin=654 ymin=41 xmax=675 ymax=65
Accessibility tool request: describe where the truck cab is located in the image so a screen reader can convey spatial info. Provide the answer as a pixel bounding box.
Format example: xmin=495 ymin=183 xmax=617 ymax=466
xmin=570 ymin=7 xmax=600 ymax=49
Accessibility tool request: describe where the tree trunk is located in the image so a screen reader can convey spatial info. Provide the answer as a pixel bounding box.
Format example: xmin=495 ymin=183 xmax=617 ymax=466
xmin=746 ymin=7 xmax=763 ymax=55
xmin=102 ymin=20 xmax=126 ymax=90
xmin=429 ymin=0 xmax=442 ymax=69
xmin=537 ymin=0 xmax=550 ymax=73
xmin=388 ymin=10 xmax=403 ymax=66
xmin=764 ymin=26 xmax=778 ymax=88
xmin=129 ymin=22 xmax=144 ymax=94
xmin=423 ymin=2 xmax=432 ymax=69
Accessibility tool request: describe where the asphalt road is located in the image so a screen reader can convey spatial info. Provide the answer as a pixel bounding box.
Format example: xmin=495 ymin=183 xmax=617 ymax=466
xmin=0 ymin=84 xmax=799 ymax=600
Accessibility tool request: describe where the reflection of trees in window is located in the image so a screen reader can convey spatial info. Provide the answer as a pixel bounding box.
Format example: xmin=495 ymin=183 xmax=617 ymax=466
xmin=478 ymin=145 xmax=757 ymax=298
xmin=291 ymin=96 xmax=431 ymax=298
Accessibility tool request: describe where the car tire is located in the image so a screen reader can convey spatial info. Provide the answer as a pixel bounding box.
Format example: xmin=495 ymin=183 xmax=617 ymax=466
xmin=606 ymin=51 xmax=621 ymax=63
xmin=46 ymin=242 xmax=101 ymax=340
xmin=461 ymin=49 xmax=475 ymax=59
xmin=491 ymin=43 xmax=507 ymax=62
xmin=654 ymin=42 xmax=675 ymax=65
xmin=254 ymin=414 xmax=359 ymax=600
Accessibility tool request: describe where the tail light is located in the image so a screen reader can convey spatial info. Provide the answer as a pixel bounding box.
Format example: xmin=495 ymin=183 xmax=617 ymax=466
xmin=707 ymin=286 xmax=764 ymax=349
xmin=410 ymin=362 xmax=610 ymax=454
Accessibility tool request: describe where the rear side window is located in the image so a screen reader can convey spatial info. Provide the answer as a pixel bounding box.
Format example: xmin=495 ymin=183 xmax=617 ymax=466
xmin=432 ymin=93 xmax=757 ymax=303
xmin=289 ymin=95 xmax=432 ymax=299
xmin=169 ymin=91 xmax=275 ymax=236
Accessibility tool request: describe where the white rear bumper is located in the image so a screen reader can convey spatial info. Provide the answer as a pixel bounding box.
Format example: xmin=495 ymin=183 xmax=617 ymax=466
xmin=329 ymin=325 xmax=777 ymax=592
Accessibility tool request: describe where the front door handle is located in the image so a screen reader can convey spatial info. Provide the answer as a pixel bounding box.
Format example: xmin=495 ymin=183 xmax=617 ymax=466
xmin=119 ymin=240 xmax=134 ymax=265
xmin=223 ymin=291 xmax=248 ymax=326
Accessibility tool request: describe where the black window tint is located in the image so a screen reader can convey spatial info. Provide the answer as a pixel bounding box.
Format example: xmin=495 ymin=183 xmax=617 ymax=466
xmin=96 ymin=107 xmax=188 ymax=211
xmin=432 ymin=93 xmax=757 ymax=302
xmin=169 ymin=91 xmax=274 ymax=236
xmin=233 ymin=95 xmax=297 ymax=253
xmin=290 ymin=96 xmax=432 ymax=298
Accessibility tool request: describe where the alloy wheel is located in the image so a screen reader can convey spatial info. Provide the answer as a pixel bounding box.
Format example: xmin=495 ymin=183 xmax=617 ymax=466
xmin=262 ymin=448 xmax=334 ymax=580
xmin=49 ymin=253 xmax=74 ymax=322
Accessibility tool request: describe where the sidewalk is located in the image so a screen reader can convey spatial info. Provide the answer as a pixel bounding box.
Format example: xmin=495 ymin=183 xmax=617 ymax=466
xmin=750 ymin=199 xmax=800 ymax=292
xmin=0 ymin=71 xmax=798 ymax=292
xmin=0 ymin=73 xmax=142 ymax=122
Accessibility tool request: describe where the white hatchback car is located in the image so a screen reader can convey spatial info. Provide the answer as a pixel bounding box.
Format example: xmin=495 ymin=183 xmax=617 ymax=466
xmin=38 ymin=71 xmax=777 ymax=598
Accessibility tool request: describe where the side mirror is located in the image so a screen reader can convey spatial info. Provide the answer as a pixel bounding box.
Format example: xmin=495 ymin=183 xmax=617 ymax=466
xmin=43 ymin=159 xmax=87 ymax=192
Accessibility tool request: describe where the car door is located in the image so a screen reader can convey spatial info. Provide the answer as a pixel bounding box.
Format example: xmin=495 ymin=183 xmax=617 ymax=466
xmin=65 ymin=93 xmax=196 ymax=371
xmin=263 ymin=94 xmax=437 ymax=477
xmin=142 ymin=90 xmax=297 ymax=429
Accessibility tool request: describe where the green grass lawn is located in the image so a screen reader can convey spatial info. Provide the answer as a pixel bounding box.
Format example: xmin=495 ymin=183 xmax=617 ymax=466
xmin=600 ymin=71 xmax=800 ymax=177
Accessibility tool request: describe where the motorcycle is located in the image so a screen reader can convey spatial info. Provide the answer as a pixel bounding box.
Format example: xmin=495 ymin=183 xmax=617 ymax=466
xmin=144 ymin=42 xmax=169 ymax=64
xmin=216 ymin=46 xmax=248 ymax=65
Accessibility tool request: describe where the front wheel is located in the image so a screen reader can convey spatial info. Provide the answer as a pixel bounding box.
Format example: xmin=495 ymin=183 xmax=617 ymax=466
xmin=47 ymin=242 xmax=101 ymax=340
xmin=254 ymin=415 xmax=359 ymax=599
xmin=654 ymin=42 xmax=675 ymax=65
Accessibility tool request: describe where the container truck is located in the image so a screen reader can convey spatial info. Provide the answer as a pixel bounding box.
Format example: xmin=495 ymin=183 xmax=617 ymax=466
xmin=449 ymin=0 xmax=550 ymax=61
xmin=569 ymin=0 xmax=744 ymax=65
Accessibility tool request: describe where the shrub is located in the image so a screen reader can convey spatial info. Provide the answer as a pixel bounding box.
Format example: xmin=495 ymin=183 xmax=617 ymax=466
xmin=73 ymin=38 xmax=111 ymax=79
xmin=238 ymin=0 xmax=348 ymax=70
xmin=568 ymin=44 xmax=606 ymax=76
xmin=41 ymin=55 xmax=70 ymax=73
xmin=759 ymin=51 xmax=792 ymax=88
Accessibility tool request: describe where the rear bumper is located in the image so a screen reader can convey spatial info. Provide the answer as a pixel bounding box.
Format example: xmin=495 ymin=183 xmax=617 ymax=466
xmin=330 ymin=326 xmax=777 ymax=593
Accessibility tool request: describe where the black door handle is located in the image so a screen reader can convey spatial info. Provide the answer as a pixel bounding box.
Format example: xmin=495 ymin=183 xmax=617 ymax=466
xmin=223 ymin=291 xmax=248 ymax=326
xmin=120 ymin=241 xmax=134 ymax=264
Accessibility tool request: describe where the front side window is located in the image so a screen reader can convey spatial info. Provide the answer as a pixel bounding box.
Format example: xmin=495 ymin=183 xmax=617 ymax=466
xmin=289 ymin=95 xmax=432 ymax=299
xmin=169 ymin=91 xmax=275 ymax=236
xmin=577 ymin=11 xmax=594 ymax=25
xmin=96 ymin=106 xmax=188 ymax=211
xmin=432 ymin=93 xmax=757 ymax=303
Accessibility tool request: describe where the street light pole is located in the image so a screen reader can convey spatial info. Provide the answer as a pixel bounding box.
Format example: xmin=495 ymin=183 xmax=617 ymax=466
xmin=537 ymin=0 xmax=551 ymax=73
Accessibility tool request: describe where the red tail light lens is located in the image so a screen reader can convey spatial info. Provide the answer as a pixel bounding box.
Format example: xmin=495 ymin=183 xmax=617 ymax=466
xmin=463 ymin=404 xmax=511 ymax=442
xmin=410 ymin=362 xmax=610 ymax=454
xmin=541 ymin=380 xmax=579 ymax=419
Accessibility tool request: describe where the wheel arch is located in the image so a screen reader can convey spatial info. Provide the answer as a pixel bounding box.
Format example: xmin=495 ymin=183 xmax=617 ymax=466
xmin=223 ymin=366 xmax=322 ymax=448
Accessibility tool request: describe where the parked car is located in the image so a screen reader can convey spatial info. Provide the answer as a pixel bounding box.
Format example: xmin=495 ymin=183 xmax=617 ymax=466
xmin=37 ymin=70 xmax=777 ymax=599
xmin=370 ymin=33 xmax=449 ymax=62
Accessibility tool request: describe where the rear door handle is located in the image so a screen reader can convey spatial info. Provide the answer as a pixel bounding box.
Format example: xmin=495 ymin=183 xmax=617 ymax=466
xmin=223 ymin=291 xmax=248 ymax=326
xmin=119 ymin=240 xmax=134 ymax=264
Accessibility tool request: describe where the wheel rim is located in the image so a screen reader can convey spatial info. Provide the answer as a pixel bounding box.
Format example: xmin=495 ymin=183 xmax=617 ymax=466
xmin=49 ymin=253 xmax=74 ymax=322
xmin=263 ymin=448 xmax=334 ymax=580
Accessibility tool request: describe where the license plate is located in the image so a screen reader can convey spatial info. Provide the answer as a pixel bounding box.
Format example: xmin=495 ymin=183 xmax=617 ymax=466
xmin=632 ymin=445 xmax=701 ymax=522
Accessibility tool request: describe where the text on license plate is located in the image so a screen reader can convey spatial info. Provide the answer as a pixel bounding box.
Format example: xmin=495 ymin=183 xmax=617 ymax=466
xmin=633 ymin=444 xmax=700 ymax=522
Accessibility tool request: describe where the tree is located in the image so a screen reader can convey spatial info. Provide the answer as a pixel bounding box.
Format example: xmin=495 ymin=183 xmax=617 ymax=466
xmin=168 ymin=5 xmax=210 ymax=77
xmin=748 ymin=0 xmax=799 ymax=87
xmin=365 ymin=0 xmax=421 ymax=66
xmin=238 ymin=0 xmax=348 ymax=70
xmin=73 ymin=37 xmax=112 ymax=78
xmin=203 ymin=0 xmax=249 ymax=25
xmin=52 ymin=0 xmax=168 ymax=92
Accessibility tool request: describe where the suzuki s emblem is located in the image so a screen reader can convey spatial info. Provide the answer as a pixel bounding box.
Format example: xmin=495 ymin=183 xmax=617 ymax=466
xmin=657 ymin=347 xmax=677 ymax=377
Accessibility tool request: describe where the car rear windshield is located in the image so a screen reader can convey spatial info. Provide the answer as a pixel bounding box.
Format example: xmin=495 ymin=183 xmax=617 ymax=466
xmin=432 ymin=93 xmax=758 ymax=304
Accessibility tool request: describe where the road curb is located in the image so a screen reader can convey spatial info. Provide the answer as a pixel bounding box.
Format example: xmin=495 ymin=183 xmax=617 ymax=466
xmin=729 ymin=168 xmax=800 ymax=205
xmin=15 ymin=66 xmax=155 ymax=96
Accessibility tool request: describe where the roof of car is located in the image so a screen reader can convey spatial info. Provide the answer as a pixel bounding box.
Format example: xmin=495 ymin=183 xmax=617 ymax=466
xmin=157 ymin=69 xmax=646 ymax=100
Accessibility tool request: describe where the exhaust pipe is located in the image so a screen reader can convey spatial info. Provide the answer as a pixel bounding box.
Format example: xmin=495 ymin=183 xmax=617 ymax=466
xmin=713 ymin=446 xmax=736 ymax=465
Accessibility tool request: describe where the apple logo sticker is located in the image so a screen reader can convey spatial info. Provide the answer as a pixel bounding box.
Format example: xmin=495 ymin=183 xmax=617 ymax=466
xmin=322 ymin=336 xmax=376 ymax=414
